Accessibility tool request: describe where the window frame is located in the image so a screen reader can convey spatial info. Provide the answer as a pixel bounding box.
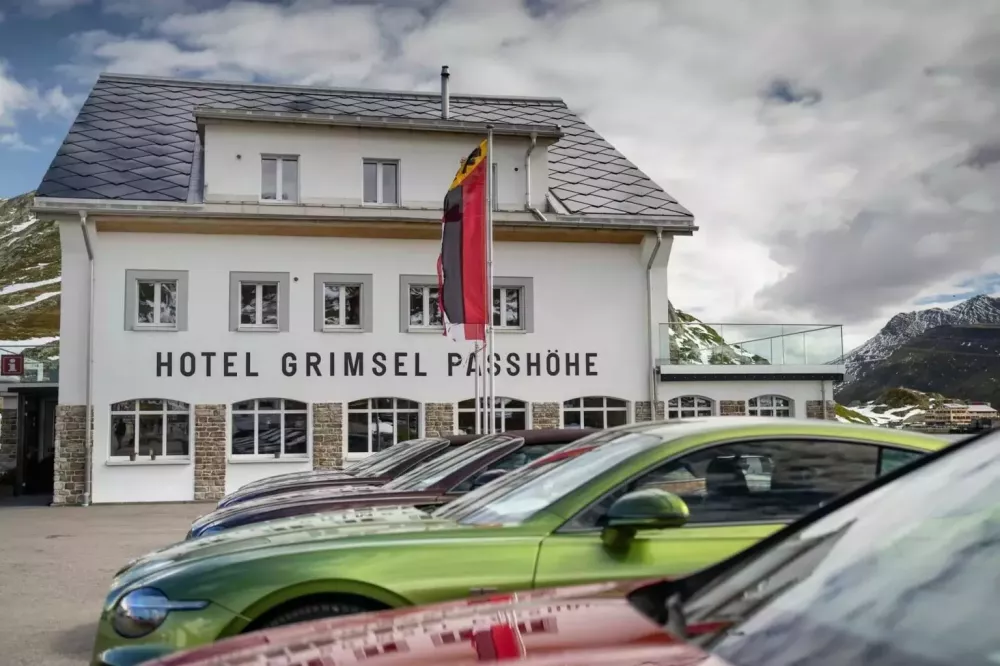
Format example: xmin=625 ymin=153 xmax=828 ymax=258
xmin=667 ymin=395 xmax=715 ymax=419
xmin=398 ymin=274 xmax=443 ymax=333
xmin=398 ymin=274 xmax=534 ymax=334
xmin=345 ymin=397 xmax=422 ymax=460
xmin=748 ymin=394 xmax=793 ymax=418
xmin=229 ymin=271 xmax=290 ymax=332
xmin=492 ymin=277 xmax=534 ymax=333
xmin=260 ymin=154 xmax=299 ymax=204
xmin=108 ymin=399 xmax=192 ymax=464
xmin=561 ymin=396 xmax=630 ymax=429
xmin=556 ymin=435 xmax=921 ymax=533
xmin=458 ymin=397 xmax=529 ymax=434
xmin=229 ymin=398 xmax=310 ymax=460
xmin=313 ymin=273 xmax=373 ymax=333
xmin=362 ymin=158 xmax=401 ymax=206
xmin=124 ymin=269 xmax=189 ymax=332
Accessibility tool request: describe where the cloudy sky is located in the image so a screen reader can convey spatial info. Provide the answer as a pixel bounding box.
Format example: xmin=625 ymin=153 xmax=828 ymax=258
xmin=0 ymin=0 xmax=998 ymax=350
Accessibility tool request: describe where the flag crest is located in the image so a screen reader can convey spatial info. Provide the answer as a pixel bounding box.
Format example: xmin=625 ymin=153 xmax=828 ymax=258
xmin=437 ymin=139 xmax=489 ymax=342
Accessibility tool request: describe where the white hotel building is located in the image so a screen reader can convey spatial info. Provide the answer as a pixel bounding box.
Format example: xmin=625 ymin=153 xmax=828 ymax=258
xmin=22 ymin=68 xmax=845 ymax=505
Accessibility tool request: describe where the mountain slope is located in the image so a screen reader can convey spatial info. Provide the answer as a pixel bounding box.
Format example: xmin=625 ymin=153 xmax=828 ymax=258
xmin=839 ymin=295 xmax=1000 ymax=388
xmin=836 ymin=324 xmax=1000 ymax=406
xmin=0 ymin=192 xmax=60 ymax=352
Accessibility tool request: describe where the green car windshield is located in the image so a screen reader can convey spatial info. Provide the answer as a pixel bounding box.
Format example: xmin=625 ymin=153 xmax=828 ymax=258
xmin=383 ymin=435 xmax=513 ymax=491
xmin=361 ymin=438 xmax=445 ymax=476
xmin=433 ymin=429 xmax=664 ymax=526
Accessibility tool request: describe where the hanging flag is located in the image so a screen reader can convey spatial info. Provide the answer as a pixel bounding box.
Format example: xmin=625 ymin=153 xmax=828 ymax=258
xmin=437 ymin=138 xmax=488 ymax=341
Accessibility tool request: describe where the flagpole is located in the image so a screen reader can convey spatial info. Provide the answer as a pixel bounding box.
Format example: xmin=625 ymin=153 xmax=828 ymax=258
xmin=486 ymin=125 xmax=496 ymax=434
xmin=473 ymin=343 xmax=481 ymax=434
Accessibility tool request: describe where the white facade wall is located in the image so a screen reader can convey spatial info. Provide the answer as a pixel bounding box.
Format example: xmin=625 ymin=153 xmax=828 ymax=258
xmin=202 ymin=123 xmax=550 ymax=210
xmin=59 ymin=228 xmax=650 ymax=502
xmin=659 ymin=380 xmax=836 ymax=418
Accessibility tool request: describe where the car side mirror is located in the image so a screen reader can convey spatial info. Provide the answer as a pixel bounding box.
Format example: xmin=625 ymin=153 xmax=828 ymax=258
xmin=471 ymin=468 xmax=508 ymax=489
xmin=600 ymin=488 xmax=690 ymax=551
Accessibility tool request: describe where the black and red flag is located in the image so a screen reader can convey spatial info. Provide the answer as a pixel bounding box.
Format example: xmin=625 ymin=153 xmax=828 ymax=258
xmin=437 ymin=139 xmax=488 ymax=341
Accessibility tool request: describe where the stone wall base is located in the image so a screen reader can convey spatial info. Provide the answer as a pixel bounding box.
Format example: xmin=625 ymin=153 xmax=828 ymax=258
xmin=634 ymin=401 xmax=665 ymax=422
xmin=425 ymin=403 xmax=455 ymax=437
xmin=532 ymin=403 xmax=560 ymax=429
xmin=805 ymin=400 xmax=837 ymax=420
xmin=53 ymin=405 xmax=89 ymax=506
xmin=313 ymin=403 xmax=344 ymax=470
xmin=720 ymin=400 xmax=747 ymax=416
xmin=194 ymin=404 xmax=226 ymax=501
xmin=0 ymin=408 xmax=17 ymax=472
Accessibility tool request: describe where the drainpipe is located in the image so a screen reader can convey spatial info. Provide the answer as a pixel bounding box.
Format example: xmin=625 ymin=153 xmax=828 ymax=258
xmin=79 ymin=211 xmax=95 ymax=507
xmin=645 ymin=228 xmax=663 ymax=419
xmin=524 ymin=132 xmax=548 ymax=222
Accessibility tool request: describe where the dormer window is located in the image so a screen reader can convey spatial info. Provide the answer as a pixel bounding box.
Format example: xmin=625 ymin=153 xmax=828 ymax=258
xmin=261 ymin=155 xmax=298 ymax=203
xmin=363 ymin=159 xmax=399 ymax=205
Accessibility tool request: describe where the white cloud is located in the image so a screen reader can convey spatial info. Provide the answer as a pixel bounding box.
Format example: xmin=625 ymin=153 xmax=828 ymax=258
xmin=60 ymin=0 xmax=1000 ymax=345
xmin=0 ymin=60 xmax=80 ymax=127
xmin=19 ymin=0 xmax=93 ymax=17
xmin=0 ymin=133 xmax=37 ymax=151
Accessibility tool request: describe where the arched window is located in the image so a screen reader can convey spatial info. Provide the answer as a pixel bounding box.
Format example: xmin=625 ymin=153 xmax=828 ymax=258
xmin=457 ymin=397 xmax=528 ymax=434
xmin=562 ymin=396 xmax=628 ymax=429
xmin=231 ymin=399 xmax=308 ymax=457
xmin=748 ymin=395 xmax=793 ymax=417
xmin=110 ymin=399 xmax=190 ymax=461
xmin=667 ymin=395 xmax=715 ymax=419
xmin=347 ymin=398 xmax=420 ymax=456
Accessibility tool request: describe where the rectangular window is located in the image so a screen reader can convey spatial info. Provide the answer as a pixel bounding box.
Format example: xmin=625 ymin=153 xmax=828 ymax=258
xmin=312 ymin=273 xmax=373 ymax=333
xmin=231 ymin=399 xmax=308 ymax=458
xmin=409 ymin=285 xmax=443 ymax=328
xmin=124 ymin=270 xmax=189 ymax=332
xmin=362 ymin=159 xmax=399 ymax=205
xmin=229 ymin=272 xmax=289 ymax=332
xmin=109 ymin=399 xmax=191 ymax=461
xmin=492 ymin=287 xmax=522 ymax=329
xmin=261 ymin=156 xmax=298 ymax=203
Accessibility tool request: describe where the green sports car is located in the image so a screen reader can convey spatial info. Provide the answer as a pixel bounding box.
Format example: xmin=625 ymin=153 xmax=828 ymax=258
xmin=91 ymin=418 xmax=945 ymax=664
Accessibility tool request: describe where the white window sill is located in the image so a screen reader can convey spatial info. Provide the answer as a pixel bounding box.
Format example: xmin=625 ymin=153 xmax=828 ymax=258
xmin=494 ymin=328 xmax=527 ymax=334
xmin=322 ymin=327 xmax=365 ymax=333
xmin=132 ymin=325 xmax=179 ymax=333
xmin=106 ymin=458 xmax=191 ymax=467
xmin=259 ymin=199 xmax=299 ymax=205
xmin=228 ymin=455 xmax=311 ymax=464
xmin=344 ymin=453 xmax=373 ymax=462
xmin=236 ymin=326 xmax=281 ymax=333
xmin=361 ymin=201 xmax=401 ymax=207
xmin=407 ymin=327 xmax=445 ymax=334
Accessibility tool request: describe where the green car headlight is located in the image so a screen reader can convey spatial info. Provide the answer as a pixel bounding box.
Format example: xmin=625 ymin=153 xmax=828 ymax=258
xmin=112 ymin=588 xmax=208 ymax=638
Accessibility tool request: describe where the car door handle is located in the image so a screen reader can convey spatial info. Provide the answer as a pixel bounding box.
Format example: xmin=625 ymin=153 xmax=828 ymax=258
xmin=469 ymin=587 xmax=498 ymax=596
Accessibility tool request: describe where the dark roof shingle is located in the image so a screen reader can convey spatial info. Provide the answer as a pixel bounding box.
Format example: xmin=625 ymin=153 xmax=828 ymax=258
xmin=37 ymin=75 xmax=691 ymax=219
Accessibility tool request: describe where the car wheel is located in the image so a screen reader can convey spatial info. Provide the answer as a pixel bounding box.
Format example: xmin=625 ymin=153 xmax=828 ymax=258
xmin=256 ymin=599 xmax=375 ymax=628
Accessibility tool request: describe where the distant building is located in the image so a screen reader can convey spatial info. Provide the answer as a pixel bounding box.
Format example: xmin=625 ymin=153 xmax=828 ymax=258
xmin=924 ymin=402 xmax=998 ymax=427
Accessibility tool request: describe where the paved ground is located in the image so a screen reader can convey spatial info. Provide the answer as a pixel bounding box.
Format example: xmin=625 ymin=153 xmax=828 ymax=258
xmin=0 ymin=501 xmax=209 ymax=666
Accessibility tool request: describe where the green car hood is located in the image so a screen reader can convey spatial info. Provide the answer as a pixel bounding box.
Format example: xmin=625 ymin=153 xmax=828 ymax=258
xmin=109 ymin=506 xmax=458 ymax=604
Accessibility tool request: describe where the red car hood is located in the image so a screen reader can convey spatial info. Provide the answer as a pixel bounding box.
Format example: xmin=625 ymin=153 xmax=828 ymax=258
xmin=145 ymin=580 xmax=727 ymax=666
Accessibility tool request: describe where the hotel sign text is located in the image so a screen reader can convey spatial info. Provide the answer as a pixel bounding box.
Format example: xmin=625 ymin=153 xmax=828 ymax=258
xmin=154 ymin=350 xmax=599 ymax=378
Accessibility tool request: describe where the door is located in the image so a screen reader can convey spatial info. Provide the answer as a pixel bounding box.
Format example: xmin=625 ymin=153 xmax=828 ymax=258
xmin=532 ymin=437 xmax=917 ymax=589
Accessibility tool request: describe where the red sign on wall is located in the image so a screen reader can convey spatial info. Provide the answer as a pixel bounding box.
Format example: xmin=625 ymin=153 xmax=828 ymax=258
xmin=1 ymin=355 xmax=24 ymax=376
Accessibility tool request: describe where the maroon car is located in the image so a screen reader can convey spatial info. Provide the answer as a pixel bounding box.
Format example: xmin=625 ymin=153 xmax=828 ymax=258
xmin=215 ymin=435 xmax=481 ymax=509
xmin=187 ymin=429 xmax=594 ymax=539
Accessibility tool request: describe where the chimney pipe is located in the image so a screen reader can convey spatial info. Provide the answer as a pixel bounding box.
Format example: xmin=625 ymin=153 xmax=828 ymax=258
xmin=441 ymin=65 xmax=450 ymax=119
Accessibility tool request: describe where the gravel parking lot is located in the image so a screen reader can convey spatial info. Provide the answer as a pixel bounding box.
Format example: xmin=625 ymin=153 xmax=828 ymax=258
xmin=0 ymin=501 xmax=208 ymax=666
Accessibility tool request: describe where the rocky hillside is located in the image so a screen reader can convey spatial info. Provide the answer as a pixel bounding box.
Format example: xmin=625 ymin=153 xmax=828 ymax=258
xmin=835 ymin=387 xmax=945 ymax=427
xmin=666 ymin=303 xmax=768 ymax=365
xmin=838 ymin=295 xmax=1000 ymax=388
xmin=0 ymin=192 xmax=60 ymax=359
xmin=837 ymin=324 xmax=1000 ymax=407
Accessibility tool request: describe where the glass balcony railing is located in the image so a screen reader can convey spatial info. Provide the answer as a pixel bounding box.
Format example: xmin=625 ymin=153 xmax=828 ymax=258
xmin=659 ymin=322 xmax=844 ymax=366
xmin=0 ymin=343 xmax=59 ymax=384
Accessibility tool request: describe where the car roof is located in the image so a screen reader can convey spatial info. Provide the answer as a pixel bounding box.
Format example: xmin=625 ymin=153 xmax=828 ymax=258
xmin=626 ymin=417 xmax=949 ymax=451
xmin=444 ymin=428 xmax=599 ymax=445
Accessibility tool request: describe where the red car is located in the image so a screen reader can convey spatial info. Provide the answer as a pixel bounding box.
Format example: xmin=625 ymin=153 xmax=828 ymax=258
xmin=97 ymin=425 xmax=993 ymax=665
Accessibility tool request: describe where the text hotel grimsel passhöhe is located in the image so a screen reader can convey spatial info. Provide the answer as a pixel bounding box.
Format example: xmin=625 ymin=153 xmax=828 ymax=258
xmin=154 ymin=351 xmax=599 ymax=378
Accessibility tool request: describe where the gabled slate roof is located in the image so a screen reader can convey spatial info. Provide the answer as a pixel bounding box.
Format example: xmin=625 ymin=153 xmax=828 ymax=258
xmin=37 ymin=74 xmax=692 ymax=219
